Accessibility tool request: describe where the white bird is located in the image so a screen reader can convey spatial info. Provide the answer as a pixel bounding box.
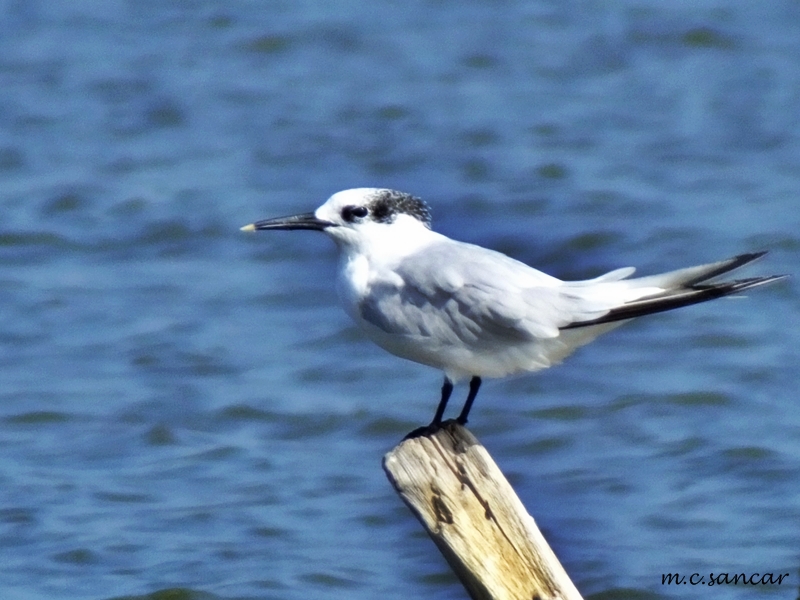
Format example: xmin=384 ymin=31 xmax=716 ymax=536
xmin=242 ymin=188 xmax=785 ymax=428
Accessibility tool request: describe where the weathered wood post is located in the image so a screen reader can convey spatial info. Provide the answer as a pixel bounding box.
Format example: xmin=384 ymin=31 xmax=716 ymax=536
xmin=383 ymin=420 xmax=584 ymax=600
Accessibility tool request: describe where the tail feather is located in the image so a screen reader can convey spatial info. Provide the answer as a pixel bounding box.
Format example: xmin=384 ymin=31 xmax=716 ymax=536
xmin=562 ymin=252 xmax=786 ymax=330
xmin=623 ymin=251 xmax=768 ymax=289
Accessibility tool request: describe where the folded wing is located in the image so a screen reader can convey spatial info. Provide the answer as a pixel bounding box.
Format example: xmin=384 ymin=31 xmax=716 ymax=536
xmin=562 ymin=252 xmax=785 ymax=329
xmin=359 ymin=241 xmax=613 ymax=345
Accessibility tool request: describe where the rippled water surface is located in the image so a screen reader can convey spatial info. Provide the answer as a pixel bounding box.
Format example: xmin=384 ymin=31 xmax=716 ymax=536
xmin=0 ymin=2 xmax=798 ymax=599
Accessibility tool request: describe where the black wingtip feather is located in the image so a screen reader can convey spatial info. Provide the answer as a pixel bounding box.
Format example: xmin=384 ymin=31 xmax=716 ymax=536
xmin=561 ymin=273 xmax=787 ymax=330
xmin=683 ymin=251 xmax=768 ymax=286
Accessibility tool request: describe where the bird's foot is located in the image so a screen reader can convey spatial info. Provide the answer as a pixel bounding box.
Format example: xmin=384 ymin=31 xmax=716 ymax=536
xmin=402 ymin=420 xmax=444 ymax=441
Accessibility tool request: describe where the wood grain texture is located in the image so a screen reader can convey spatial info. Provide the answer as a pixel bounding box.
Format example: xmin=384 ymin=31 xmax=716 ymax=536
xmin=383 ymin=421 xmax=583 ymax=600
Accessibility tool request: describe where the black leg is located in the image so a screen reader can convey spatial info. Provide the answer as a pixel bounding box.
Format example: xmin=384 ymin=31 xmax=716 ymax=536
xmin=431 ymin=377 xmax=454 ymax=425
xmin=456 ymin=376 xmax=481 ymax=425
xmin=403 ymin=377 xmax=456 ymax=440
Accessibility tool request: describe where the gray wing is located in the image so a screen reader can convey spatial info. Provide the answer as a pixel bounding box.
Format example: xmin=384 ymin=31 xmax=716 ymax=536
xmin=358 ymin=241 xmax=612 ymax=346
xmin=562 ymin=251 xmax=786 ymax=329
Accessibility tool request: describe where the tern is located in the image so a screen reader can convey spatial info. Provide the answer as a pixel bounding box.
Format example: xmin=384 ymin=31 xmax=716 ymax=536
xmin=242 ymin=188 xmax=785 ymax=427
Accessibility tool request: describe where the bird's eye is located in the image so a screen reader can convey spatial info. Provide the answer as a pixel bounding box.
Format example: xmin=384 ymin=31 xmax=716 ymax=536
xmin=342 ymin=205 xmax=369 ymax=222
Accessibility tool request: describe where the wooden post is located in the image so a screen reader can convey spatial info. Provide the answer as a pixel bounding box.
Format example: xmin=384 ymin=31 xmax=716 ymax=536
xmin=383 ymin=420 xmax=584 ymax=600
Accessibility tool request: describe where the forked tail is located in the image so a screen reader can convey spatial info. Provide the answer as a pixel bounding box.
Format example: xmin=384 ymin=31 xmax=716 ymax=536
xmin=561 ymin=252 xmax=786 ymax=330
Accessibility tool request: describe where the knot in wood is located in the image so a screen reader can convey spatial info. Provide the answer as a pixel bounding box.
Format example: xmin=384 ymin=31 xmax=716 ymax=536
xmin=431 ymin=492 xmax=454 ymax=525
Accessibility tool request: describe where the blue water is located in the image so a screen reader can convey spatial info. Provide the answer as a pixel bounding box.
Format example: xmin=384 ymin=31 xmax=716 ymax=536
xmin=0 ymin=2 xmax=798 ymax=599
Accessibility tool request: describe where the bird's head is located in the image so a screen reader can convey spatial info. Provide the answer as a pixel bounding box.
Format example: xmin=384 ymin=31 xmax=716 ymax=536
xmin=242 ymin=188 xmax=433 ymax=253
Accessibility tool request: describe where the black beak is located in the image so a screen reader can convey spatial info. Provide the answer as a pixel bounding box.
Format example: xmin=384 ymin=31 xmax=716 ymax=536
xmin=240 ymin=212 xmax=334 ymax=232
